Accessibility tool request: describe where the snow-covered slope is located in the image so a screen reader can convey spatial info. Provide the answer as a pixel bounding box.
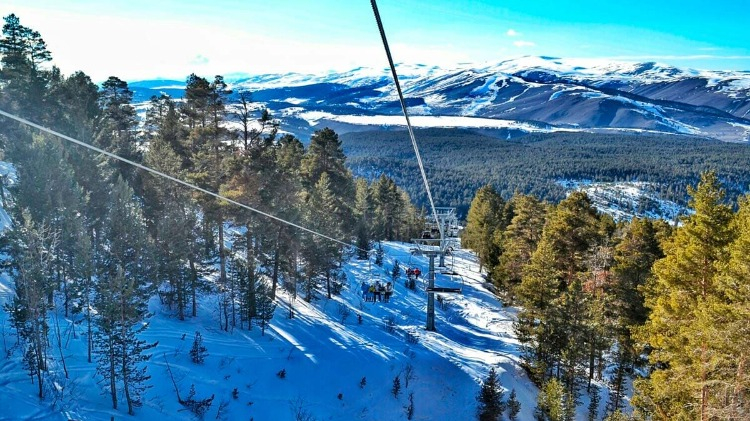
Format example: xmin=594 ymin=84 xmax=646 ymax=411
xmin=559 ymin=179 xmax=685 ymax=222
xmin=0 ymin=234 xmax=560 ymax=420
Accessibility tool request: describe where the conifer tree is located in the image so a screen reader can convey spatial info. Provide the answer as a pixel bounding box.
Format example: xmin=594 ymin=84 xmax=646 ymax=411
xmin=462 ymin=185 xmax=504 ymax=273
xmin=7 ymin=214 xmax=57 ymax=398
xmin=354 ymin=178 xmax=373 ymax=259
xmin=0 ymin=14 xmax=53 ymax=121
xmin=189 ymin=331 xmax=208 ymax=364
xmin=693 ymin=194 xmax=750 ymax=418
xmin=301 ymin=173 xmax=342 ymax=300
xmin=495 ymin=193 xmax=547 ymax=297
xmin=96 ymin=76 xmax=141 ymax=185
xmin=301 ymin=127 xmax=355 ymax=237
xmin=536 ymin=378 xmax=566 ymax=421
xmin=507 ymin=388 xmax=521 ymax=420
xmin=607 ymin=218 xmax=661 ymax=413
xmin=94 ymin=266 xmax=156 ymax=415
xmin=635 ymin=171 xmax=734 ymax=420
xmin=256 ymin=281 xmax=276 ymax=336
xmin=476 ymin=367 xmax=505 ymax=421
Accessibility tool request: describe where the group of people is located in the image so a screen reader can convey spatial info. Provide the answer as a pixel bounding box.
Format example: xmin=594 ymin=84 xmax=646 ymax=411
xmin=361 ymin=280 xmax=394 ymax=303
xmin=405 ymin=267 xmax=421 ymax=279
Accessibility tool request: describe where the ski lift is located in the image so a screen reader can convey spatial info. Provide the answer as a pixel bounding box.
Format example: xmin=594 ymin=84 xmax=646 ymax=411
xmin=426 ymin=271 xmax=463 ymax=294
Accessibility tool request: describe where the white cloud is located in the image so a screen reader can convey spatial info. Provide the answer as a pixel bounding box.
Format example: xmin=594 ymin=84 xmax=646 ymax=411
xmin=605 ymin=54 xmax=750 ymax=61
xmin=190 ymin=54 xmax=210 ymax=65
xmin=506 ymin=29 xmax=519 ymax=37
xmin=513 ymin=40 xmax=535 ymax=48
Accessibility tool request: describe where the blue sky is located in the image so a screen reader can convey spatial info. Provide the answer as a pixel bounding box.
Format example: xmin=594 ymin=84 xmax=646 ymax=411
xmin=1 ymin=0 xmax=748 ymax=81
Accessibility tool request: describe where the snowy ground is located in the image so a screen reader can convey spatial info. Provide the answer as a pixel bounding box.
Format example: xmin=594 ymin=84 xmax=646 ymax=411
xmin=559 ymin=179 xmax=685 ymax=222
xmin=0 ymin=238 xmax=546 ymax=421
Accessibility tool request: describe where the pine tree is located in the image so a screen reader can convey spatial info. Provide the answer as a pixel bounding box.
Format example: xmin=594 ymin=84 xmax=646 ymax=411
xmin=0 ymin=14 xmax=53 ymax=121
xmin=375 ymin=242 xmax=384 ymax=266
xmin=7 ymin=214 xmax=57 ymax=398
xmin=696 ymin=194 xmax=750 ymax=418
xmin=476 ymin=367 xmax=505 ymax=421
xmin=607 ymin=218 xmax=661 ymax=413
xmin=391 ymin=260 xmax=401 ymax=281
xmin=536 ymin=378 xmax=566 ymax=421
xmin=94 ymin=267 xmax=157 ymax=415
xmin=189 ymin=331 xmax=208 ymax=364
xmin=462 ymin=185 xmax=504 ymax=273
xmin=515 ymin=240 xmax=563 ymax=382
xmin=392 ymin=375 xmax=402 ymax=398
xmin=256 ymin=281 xmax=276 ymax=336
xmin=515 ymin=192 xmax=603 ymax=388
xmin=95 ymin=76 xmax=141 ymax=185
xmin=301 ymin=127 xmax=355 ymax=237
xmin=634 ymin=171 xmax=734 ymax=420
xmin=94 ymin=178 xmax=156 ymax=415
xmin=354 ymin=178 xmax=373 ymax=259
xmin=301 ymin=173 xmax=344 ymax=300
xmin=507 ymin=389 xmax=521 ymax=420
xmin=587 ymin=384 xmax=600 ymax=421
xmin=495 ymin=194 xmax=547 ymax=298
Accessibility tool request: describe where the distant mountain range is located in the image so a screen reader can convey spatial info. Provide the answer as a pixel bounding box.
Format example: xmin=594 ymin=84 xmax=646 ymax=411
xmin=129 ymin=56 xmax=750 ymax=142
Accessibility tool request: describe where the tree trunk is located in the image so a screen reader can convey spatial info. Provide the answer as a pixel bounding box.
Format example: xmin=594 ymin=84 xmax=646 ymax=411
xmin=246 ymin=229 xmax=256 ymax=318
xmin=326 ymin=271 xmax=332 ymax=299
xmin=190 ymin=257 xmax=198 ymax=317
xmin=109 ymin=337 xmax=117 ymax=409
xmin=219 ymin=211 xmax=226 ymax=286
xmin=271 ymin=228 xmax=281 ymax=300
xmin=176 ymin=274 xmax=185 ymax=321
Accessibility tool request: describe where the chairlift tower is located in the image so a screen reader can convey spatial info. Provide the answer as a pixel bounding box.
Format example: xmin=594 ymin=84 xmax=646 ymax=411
xmin=411 ymin=236 xmax=461 ymax=332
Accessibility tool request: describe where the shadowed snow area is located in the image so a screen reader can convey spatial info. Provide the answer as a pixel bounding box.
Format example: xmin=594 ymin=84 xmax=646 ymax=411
xmin=0 ymin=225 xmax=540 ymax=420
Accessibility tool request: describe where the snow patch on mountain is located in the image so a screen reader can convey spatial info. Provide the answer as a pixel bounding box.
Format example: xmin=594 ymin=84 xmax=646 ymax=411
xmin=559 ymin=179 xmax=685 ymax=222
xmin=298 ymin=112 xmax=574 ymax=132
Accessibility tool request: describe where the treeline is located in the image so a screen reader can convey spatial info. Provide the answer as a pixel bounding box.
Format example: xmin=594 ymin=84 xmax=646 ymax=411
xmin=0 ymin=14 xmax=423 ymax=414
xmin=341 ymin=128 xmax=750 ymax=216
xmin=463 ymin=173 xmax=750 ymax=420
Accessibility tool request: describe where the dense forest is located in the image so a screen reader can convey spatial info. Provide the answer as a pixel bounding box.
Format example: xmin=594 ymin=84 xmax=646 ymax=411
xmin=0 ymin=14 xmax=422 ymax=415
xmin=462 ymin=175 xmax=750 ymax=420
xmin=1 ymin=12 xmax=749 ymax=421
xmin=342 ymin=128 xmax=750 ymax=216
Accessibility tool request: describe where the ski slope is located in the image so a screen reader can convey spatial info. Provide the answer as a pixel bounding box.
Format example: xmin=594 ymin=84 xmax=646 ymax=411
xmin=0 ymin=237 xmax=544 ymax=420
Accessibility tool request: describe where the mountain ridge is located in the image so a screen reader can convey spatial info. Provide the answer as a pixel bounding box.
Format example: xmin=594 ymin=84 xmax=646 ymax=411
xmin=129 ymin=56 xmax=750 ymax=142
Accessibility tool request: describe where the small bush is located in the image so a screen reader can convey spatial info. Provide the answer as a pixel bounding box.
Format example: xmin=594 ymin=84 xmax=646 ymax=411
xmin=405 ymin=392 xmax=414 ymax=420
xmin=182 ymin=384 xmax=215 ymax=417
xmin=359 ymin=376 xmax=367 ymax=389
xmin=384 ymin=316 xmax=396 ymax=334
xmin=337 ymin=303 xmax=351 ymax=324
xmin=277 ymin=368 xmax=287 ymax=379
xmin=189 ymin=331 xmax=208 ymax=364
xmin=392 ymin=375 xmax=401 ymax=398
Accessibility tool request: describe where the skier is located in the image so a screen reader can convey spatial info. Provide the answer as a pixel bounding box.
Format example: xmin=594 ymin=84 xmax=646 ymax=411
xmin=361 ymin=281 xmax=369 ymax=299
xmin=384 ymin=282 xmax=393 ymax=302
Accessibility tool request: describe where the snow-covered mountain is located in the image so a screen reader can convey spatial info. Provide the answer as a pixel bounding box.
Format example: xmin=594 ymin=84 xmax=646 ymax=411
xmin=131 ymin=57 xmax=750 ymax=142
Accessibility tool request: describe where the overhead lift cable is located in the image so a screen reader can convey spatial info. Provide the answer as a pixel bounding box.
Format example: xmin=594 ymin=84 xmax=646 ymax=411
xmin=0 ymin=108 xmax=366 ymax=253
xmin=369 ymin=0 xmax=444 ymax=240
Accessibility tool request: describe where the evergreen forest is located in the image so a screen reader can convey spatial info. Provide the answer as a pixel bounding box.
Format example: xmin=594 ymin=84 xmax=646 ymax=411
xmin=342 ymin=128 xmax=750 ymax=216
xmin=462 ymin=176 xmax=750 ymax=420
xmin=1 ymin=13 xmax=749 ymax=421
xmin=0 ymin=14 xmax=423 ymax=415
